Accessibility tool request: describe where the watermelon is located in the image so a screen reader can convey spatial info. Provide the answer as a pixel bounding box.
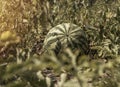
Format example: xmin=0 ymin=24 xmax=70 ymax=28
xmin=42 ymin=23 xmax=88 ymax=54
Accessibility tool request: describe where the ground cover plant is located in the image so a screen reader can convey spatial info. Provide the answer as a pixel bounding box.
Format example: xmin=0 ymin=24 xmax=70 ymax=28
xmin=0 ymin=0 xmax=120 ymax=87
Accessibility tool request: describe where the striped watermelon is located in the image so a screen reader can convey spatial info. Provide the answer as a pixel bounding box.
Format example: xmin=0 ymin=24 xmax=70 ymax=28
xmin=42 ymin=23 xmax=88 ymax=54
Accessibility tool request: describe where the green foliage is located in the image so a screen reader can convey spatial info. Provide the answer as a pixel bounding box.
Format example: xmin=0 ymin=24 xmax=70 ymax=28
xmin=0 ymin=0 xmax=120 ymax=87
